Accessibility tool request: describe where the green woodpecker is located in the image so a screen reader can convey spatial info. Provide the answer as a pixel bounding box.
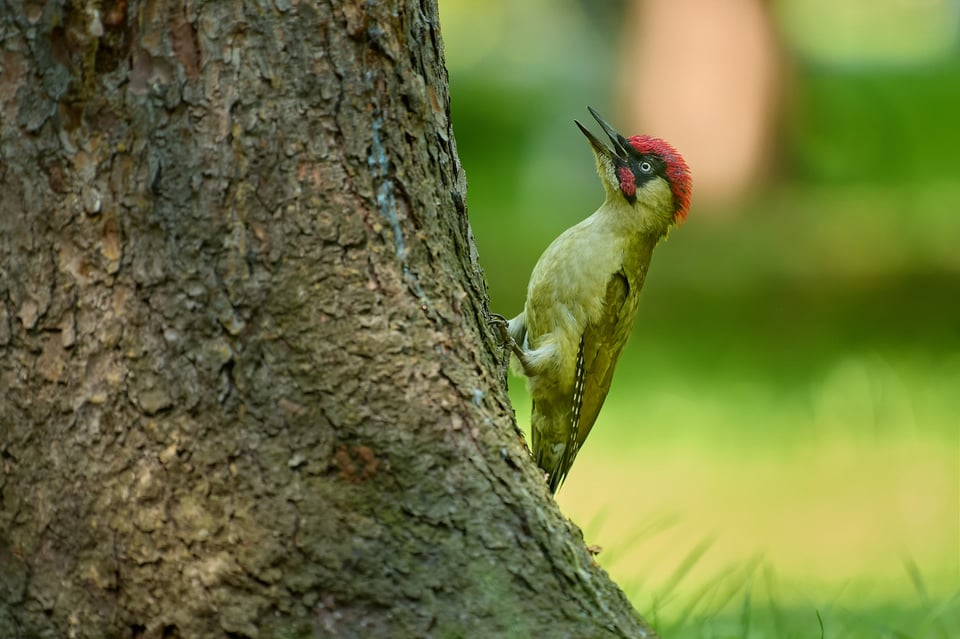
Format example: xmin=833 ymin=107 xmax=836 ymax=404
xmin=505 ymin=107 xmax=692 ymax=493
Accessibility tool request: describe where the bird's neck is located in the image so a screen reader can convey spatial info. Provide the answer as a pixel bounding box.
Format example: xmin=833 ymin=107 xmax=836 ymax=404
xmin=594 ymin=197 xmax=671 ymax=244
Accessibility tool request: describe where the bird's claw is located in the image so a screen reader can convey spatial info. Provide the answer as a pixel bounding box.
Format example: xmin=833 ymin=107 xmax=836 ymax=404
xmin=488 ymin=312 xmax=535 ymax=378
xmin=488 ymin=313 xmax=512 ymax=349
xmin=487 ymin=312 xmax=521 ymax=383
xmin=489 ymin=313 xmax=527 ymax=360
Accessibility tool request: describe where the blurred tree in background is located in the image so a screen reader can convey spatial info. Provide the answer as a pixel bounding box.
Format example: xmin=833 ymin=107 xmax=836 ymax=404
xmin=441 ymin=0 xmax=959 ymax=635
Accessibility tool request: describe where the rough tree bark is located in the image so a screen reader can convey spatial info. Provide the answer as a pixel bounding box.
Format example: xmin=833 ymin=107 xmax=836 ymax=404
xmin=0 ymin=1 xmax=657 ymax=637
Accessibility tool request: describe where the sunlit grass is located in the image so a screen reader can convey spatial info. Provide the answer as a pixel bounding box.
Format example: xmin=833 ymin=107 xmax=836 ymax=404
xmin=508 ymin=342 xmax=959 ymax=637
xmin=562 ymin=435 xmax=957 ymax=596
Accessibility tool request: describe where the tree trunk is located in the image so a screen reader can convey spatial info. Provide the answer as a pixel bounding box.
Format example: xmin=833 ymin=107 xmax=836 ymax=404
xmin=0 ymin=1 xmax=657 ymax=637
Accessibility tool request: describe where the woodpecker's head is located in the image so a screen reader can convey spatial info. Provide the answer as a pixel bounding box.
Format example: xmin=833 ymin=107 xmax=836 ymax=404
xmin=576 ymin=106 xmax=692 ymax=227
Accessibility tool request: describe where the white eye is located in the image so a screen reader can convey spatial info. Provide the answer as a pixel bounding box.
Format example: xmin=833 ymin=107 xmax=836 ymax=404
xmin=639 ymin=161 xmax=653 ymax=174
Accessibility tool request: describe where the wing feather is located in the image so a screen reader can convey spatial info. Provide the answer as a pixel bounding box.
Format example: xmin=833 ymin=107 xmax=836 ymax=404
xmin=550 ymin=269 xmax=636 ymax=491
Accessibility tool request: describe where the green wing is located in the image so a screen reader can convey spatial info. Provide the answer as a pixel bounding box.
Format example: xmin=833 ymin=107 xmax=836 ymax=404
xmin=551 ymin=269 xmax=635 ymax=491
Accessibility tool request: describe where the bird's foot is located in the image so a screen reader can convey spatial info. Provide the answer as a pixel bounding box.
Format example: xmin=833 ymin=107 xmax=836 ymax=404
xmin=487 ymin=313 xmax=531 ymax=372
xmin=488 ymin=313 xmax=512 ymax=348
xmin=487 ymin=313 xmax=516 ymax=381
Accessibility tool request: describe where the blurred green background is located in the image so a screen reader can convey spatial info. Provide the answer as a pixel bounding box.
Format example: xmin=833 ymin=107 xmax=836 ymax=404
xmin=440 ymin=0 xmax=959 ymax=636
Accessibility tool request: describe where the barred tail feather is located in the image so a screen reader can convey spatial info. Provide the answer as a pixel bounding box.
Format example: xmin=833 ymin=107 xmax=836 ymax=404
xmin=531 ymin=400 xmax=578 ymax=494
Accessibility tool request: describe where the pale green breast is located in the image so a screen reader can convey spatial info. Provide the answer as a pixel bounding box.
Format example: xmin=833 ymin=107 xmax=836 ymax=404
xmin=524 ymin=216 xmax=648 ymax=393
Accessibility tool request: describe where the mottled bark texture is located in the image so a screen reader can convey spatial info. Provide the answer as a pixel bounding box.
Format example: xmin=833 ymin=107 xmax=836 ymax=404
xmin=0 ymin=1 xmax=656 ymax=637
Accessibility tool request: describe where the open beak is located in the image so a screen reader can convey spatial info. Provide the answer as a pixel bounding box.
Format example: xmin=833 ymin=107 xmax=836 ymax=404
xmin=575 ymin=106 xmax=633 ymax=162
